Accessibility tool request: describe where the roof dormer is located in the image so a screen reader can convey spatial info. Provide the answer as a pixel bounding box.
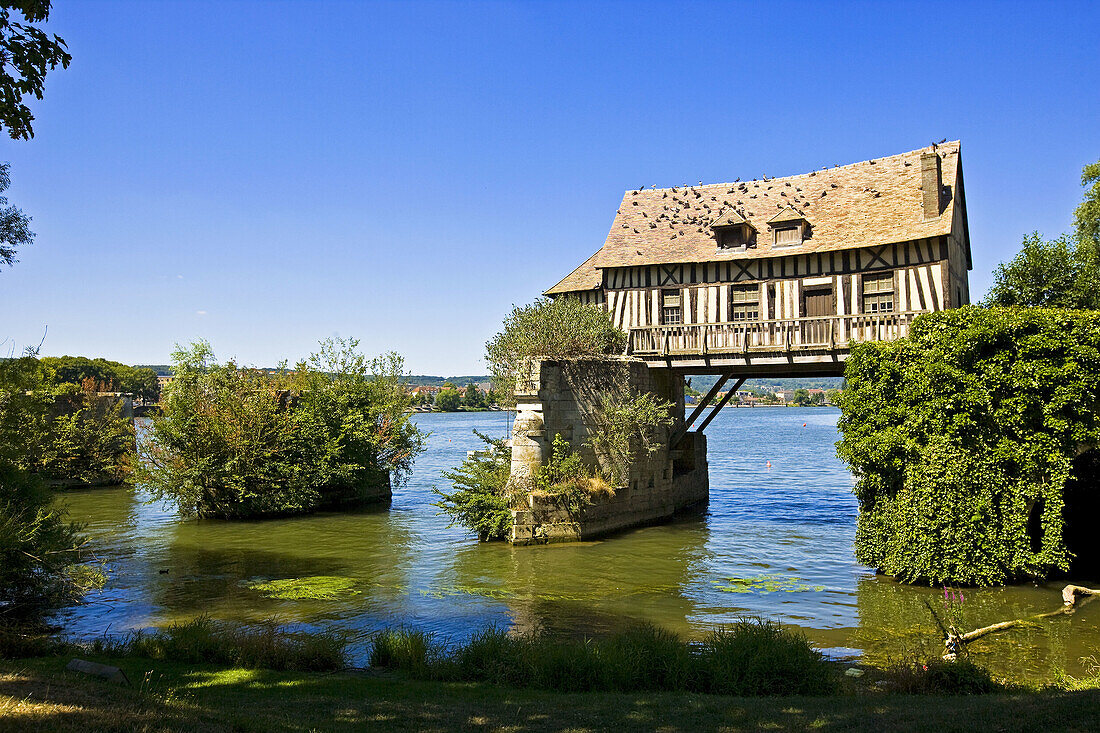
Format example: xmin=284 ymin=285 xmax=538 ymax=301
xmin=767 ymin=206 xmax=809 ymax=247
xmin=711 ymin=208 xmax=757 ymax=250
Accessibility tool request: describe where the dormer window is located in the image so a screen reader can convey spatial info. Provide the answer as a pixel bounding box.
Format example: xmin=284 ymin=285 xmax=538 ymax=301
xmin=711 ymin=207 xmax=756 ymax=250
xmin=767 ymin=207 xmax=809 ymax=247
xmin=718 ymin=227 xmax=747 ymax=248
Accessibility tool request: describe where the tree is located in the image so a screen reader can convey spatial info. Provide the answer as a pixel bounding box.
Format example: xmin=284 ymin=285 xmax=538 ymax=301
xmin=985 ymin=159 xmax=1100 ymax=309
xmin=462 ymin=383 xmax=484 ymax=409
xmin=0 ymin=1 xmax=70 ymax=141
xmin=137 ymin=339 xmax=426 ymax=519
xmin=485 ymin=297 xmax=627 ymax=407
xmin=1075 ymin=159 xmax=1100 ymax=254
xmin=0 ymin=355 xmax=133 ymax=485
xmin=0 ymin=162 xmax=31 ymax=269
xmin=39 ymin=355 xmax=159 ymax=402
xmin=0 ymin=357 xmax=103 ymax=621
xmin=824 ymin=388 xmax=841 ymax=405
xmin=435 ymin=388 xmax=461 ymax=412
xmin=792 ymin=388 xmax=811 ymax=406
xmin=983 ymin=232 xmax=1100 ymax=309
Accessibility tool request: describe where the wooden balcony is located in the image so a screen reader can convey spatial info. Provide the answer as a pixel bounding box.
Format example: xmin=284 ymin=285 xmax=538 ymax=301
xmin=626 ymin=312 xmax=922 ymax=376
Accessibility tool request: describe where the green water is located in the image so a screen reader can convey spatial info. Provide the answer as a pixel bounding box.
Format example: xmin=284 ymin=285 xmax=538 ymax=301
xmin=54 ymin=410 xmax=1100 ymax=682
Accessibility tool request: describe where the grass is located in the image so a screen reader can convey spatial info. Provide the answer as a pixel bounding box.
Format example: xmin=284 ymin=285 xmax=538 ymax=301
xmin=5 ymin=617 xmax=1100 ymax=730
xmin=368 ymin=620 xmax=840 ymax=695
xmin=3 ymin=656 xmax=1100 ymax=732
xmin=3 ymin=616 xmax=347 ymax=673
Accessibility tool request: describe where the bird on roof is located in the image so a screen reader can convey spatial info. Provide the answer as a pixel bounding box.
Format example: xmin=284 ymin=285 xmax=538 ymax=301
xmin=734 ymin=177 xmax=740 ymax=182
xmin=936 ymin=138 xmax=947 ymax=144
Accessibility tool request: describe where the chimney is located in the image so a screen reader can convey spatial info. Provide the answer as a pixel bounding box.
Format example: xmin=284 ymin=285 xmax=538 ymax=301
xmin=921 ymin=151 xmax=942 ymax=218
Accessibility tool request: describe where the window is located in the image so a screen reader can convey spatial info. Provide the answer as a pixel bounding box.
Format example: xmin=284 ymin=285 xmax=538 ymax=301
xmin=774 ymin=226 xmax=801 ymax=246
xmin=717 ymin=225 xmax=752 ymax=249
xmin=661 ymin=289 xmax=682 ymax=325
xmin=730 ymin=285 xmax=759 ymax=321
xmin=862 ymin=273 xmax=895 ymax=313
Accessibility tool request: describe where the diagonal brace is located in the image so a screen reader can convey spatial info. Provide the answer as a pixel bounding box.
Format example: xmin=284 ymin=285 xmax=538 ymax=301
xmin=695 ymin=377 xmax=747 ymax=434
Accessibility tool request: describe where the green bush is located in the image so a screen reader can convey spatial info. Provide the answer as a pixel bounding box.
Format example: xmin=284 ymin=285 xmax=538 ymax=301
xmin=485 ymin=297 xmax=626 ymax=407
xmin=433 ymin=432 xmax=514 ymax=541
xmin=137 ymin=339 xmax=426 ymax=519
xmin=837 ymin=306 xmax=1100 ymax=585
xmin=0 ymin=462 xmax=98 ymax=621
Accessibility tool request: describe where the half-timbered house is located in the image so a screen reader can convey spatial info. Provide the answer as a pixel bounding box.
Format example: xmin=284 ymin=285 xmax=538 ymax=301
xmin=545 ymin=142 xmax=971 ymax=374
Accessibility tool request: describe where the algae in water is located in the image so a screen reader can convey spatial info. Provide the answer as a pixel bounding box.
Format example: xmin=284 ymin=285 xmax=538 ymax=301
xmin=713 ymin=574 xmax=825 ymax=594
xmin=247 ymin=576 xmax=361 ymax=600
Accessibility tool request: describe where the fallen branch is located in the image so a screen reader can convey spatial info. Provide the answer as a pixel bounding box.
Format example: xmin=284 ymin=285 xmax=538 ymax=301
xmin=942 ymin=584 xmax=1100 ymax=660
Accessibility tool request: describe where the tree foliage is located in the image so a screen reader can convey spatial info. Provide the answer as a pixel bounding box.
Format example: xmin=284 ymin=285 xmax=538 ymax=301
xmin=836 ymin=307 xmax=1100 ymax=585
xmin=137 ymin=339 xmax=426 ymax=519
xmin=0 ymin=461 xmax=96 ymax=621
xmin=0 ymin=357 xmax=104 ymax=620
xmin=0 ymin=1 xmax=70 ymax=141
xmin=983 ymin=232 xmax=1100 ymax=309
xmin=1075 ymin=159 xmax=1100 ymax=253
xmin=434 ymin=387 xmax=461 ymax=412
xmin=485 ymin=297 xmax=627 ymax=406
xmin=0 ymin=161 xmax=31 ymax=269
xmin=462 ymin=383 xmax=484 ymax=409
xmin=39 ymin=355 xmax=159 ymax=402
xmin=433 ymin=431 xmax=514 ymax=541
xmin=0 ymin=355 xmax=134 ymax=485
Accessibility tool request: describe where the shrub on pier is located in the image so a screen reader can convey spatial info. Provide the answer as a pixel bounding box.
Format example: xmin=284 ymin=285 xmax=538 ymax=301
xmin=837 ymin=306 xmax=1100 ymax=585
xmin=485 ymin=297 xmax=626 ymax=407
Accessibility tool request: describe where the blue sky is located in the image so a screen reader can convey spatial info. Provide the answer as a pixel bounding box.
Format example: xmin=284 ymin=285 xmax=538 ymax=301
xmin=1 ymin=0 xmax=1097 ymax=375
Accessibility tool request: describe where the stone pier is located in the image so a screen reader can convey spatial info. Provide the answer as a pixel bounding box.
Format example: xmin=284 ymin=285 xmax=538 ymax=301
xmin=508 ymin=357 xmax=708 ymax=544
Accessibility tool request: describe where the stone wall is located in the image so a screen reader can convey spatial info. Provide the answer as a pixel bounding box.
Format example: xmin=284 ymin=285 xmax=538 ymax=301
xmin=508 ymin=357 xmax=709 ymax=544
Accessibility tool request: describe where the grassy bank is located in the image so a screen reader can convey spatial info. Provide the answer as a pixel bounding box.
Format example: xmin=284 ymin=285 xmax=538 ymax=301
xmin=370 ymin=620 xmax=840 ymax=696
xmin=4 ymin=656 xmax=1100 ymax=733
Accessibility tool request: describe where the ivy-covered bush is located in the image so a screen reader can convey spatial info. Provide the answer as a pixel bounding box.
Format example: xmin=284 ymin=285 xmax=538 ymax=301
xmin=138 ymin=339 xmax=426 ymax=519
xmin=837 ymin=306 xmax=1100 ymax=585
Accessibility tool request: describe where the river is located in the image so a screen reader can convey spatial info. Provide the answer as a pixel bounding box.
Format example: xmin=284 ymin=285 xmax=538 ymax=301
xmin=54 ymin=409 xmax=1100 ymax=683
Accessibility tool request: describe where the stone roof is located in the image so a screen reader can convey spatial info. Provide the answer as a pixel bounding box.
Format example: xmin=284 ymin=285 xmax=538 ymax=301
xmin=546 ymin=142 xmax=964 ymax=295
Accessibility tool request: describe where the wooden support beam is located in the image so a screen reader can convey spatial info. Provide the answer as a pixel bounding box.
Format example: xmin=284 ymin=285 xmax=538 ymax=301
xmin=669 ymin=372 xmax=732 ymax=447
xmin=695 ymin=377 xmax=747 ymax=434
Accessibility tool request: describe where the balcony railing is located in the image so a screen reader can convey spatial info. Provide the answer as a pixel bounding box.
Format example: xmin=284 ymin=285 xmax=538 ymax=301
xmin=627 ymin=312 xmax=921 ymax=356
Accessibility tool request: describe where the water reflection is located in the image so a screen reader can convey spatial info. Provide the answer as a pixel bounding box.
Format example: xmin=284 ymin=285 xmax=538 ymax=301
xmin=54 ymin=409 xmax=1100 ymax=680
